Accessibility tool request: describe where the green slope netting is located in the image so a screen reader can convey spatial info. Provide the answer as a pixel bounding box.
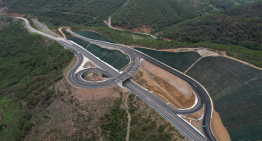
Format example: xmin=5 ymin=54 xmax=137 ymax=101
xmin=186 ymin=56 xmax=262 ymax=140
xmin=67 ymin=36 xmax=128 ymax=70
xmin=75 ymin=30 xmax=114 ymax=43
xmin=135 ymin=48 xmax=201 ymax=72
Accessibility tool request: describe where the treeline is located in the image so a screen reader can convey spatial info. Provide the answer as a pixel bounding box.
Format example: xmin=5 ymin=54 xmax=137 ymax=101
xmin=160 ymin=14 xmax=262 ymax=50
xmin=5 ymin=0 xmax=126 ymax=27
xmin=73 ymin=26 xmax=262 ymax=68
xmin=0 ymin=21 xmax=73 ymax=140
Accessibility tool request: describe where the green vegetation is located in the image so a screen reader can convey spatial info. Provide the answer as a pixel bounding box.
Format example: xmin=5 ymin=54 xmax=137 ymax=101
xmin=62 ymin=28 xmax=72 ymax=37
xmin=186 ymin=56 xmax=262 ymax=140
xmin=160 ymin=14 xmax=262 ymax=50
xmin=0 ymin=16 xmax=14 ymax=29
xmin=0 ymin=21 xmax=73 ymax=140
xmin=221 ymin=1 xmax=262 ymax=19
xmin=75 ymin=30 xmax=114 ymax=43
xmin=111 ymin=0 xmax=198 ymax=30
xmin=73 ymin=26 xmax=262 ymax=68
xmin=68 ymin=36 xmax=129 ymax=70
xmin=111 ymin=0 xmax=257 ymax=30
xmin=100 ymin=98 xmax=127 ymax=140
xmin=127 ymin=94 xmax=185 ymax=141
xmin=5 ymin=0 xmax=126 ymax=27
xmin=135 ymin=48 xmax=201 ymax=72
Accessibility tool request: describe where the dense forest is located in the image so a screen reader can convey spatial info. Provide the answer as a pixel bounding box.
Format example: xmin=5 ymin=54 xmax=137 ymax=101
xmin=4 ymin=0 xmax=126 ymax=27
xmin=111 ymin=0 xmax=258 ymax=31
xmin=159 ymin=14 xmax=262 ymax=50
xmin=0 ymin=20 xmax=73 ymax=140
xmin=221 ymin=1 xmax=262 ymax=18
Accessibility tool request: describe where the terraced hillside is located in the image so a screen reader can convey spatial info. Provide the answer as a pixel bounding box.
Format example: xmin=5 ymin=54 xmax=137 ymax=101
xmin=186 ymin=56 xmax=262 ymax=140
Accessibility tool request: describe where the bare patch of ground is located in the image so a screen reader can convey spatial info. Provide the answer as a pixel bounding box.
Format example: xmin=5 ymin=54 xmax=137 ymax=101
xmin=211 ymin=110 xmax=231 ymax=141
xmin=111 ymin=25 xmax=153 ymax=33
xmin=181 ymin=107 xmax=205 ymax=134
xmin=133 ymin=60 xmax=195 ymax=109
xmin=58 ymin=27 xmax=66 ymax=38
xmin=82 ymin=70 xmax=108 ymax=81
xmin=83 ymin=61 xmax=98 ymax=68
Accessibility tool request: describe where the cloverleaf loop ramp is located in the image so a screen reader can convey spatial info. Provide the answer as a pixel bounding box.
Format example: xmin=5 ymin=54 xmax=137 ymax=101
xmin=17 ymin=17 xmax=217 ymax=141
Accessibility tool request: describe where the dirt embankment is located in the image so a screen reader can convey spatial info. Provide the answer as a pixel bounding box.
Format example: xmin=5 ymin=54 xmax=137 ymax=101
xmin=133 ymin=60 xmax=195 ymax=109
xmin=211 ymin=110 xmax=231 ymax=141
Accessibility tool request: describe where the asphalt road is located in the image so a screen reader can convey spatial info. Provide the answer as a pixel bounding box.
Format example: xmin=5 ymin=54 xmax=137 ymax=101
xmin=32 ymin=19 xmax=60 ymax=37
xmin=62 ymin=30 xmax=215 ymax=141
xmin=17 ymin=17 xmax=216 ymax=141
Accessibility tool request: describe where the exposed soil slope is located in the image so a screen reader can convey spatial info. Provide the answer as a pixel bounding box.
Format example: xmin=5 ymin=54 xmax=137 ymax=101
xmin=133 ymin=60 xmax=195 ymax=109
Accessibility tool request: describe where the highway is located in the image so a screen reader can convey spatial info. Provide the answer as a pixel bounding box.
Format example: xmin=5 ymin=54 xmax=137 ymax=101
xmin=17 ymin=17 xmax=216 ymax=141
xmin=65 ymin=30 xmax=216 ymax=141
xmin=32 ymin=19 xmax=59 ymax=37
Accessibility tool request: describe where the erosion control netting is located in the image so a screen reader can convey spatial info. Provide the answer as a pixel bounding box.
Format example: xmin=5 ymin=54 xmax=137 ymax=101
xmin=186 ymin=56 xmax=262 ymax=140
xmin=135 ymin=48 xmax=201 ymax=72
xmin=85 ymin=44 xmax=129 ymax=70
xmin=67 ymin=36 xmax=90 ymax=47
xmin=75 ymin=30 xmax=114 ymax=43
xmin=67 ymin=36 xmax=128 ymax=70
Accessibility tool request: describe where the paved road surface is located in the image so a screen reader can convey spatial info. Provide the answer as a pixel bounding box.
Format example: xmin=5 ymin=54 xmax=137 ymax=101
xmin=17 ymin=17 xmax=216 ymax=141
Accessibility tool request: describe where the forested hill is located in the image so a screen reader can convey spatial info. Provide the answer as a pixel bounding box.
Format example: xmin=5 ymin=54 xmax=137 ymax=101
xmin=159 ymin=13 xmax=262 ymax=50
xmin=221 ymin=1 xmax=262 ymax=19
xmin=3 ymin=0 xmax=126 ymax=26
xmin=110 ymin=0 xmax=258 ymax=31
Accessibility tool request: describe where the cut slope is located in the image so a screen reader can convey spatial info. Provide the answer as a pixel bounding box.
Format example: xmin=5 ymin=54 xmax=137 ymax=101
xmin=186 ymin=56 xmax=262 ymax=140
xmin=67 ymin=36 xmax=129 ymax=70
xmin=135 ymin=48 xmax=201 ymax=72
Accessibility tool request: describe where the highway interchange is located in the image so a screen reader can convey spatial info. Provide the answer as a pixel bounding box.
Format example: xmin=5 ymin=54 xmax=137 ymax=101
xmin=17 ymin=17 xmax=217 ymax=141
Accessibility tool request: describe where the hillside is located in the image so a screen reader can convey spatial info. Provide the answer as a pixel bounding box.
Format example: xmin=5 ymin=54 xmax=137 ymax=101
xmin=3 ymin=0 xmax=126 ymax=26
xmin=221 ymin=1 xmax=262 ymax=19
xmin=110 ymin=0 xmax=258 ymax=31
xmin=0 ymin=19 xmax=73 ymax=140
xmin=159 ymin=14 xmax=262 ymax=50
xmin=186 ymin=56 xmax=262 ymax=140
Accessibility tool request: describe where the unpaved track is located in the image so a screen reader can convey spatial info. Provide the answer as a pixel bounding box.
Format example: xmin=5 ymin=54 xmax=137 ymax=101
xmin=58 ymin=27 xmax=66 ymax=38
xmin=108 ymin=16 xmax=157 ymax=39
